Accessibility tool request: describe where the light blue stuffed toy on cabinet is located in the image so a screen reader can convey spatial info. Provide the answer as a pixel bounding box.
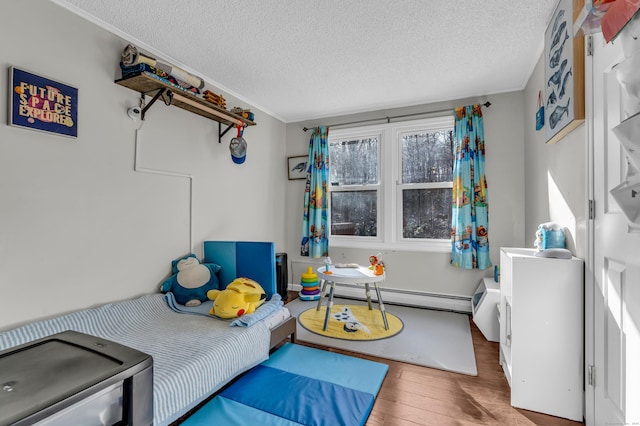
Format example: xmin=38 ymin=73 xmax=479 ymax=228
xmin=534 ymin=222 xmax=565 ymax=252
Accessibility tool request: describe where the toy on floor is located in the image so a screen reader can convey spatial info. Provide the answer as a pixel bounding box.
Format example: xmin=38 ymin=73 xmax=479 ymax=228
xmin=161 ymin=254 xmax=221 ymax=307
xmin=207 ymin=277 xmax=266 ymax=319
xmin=299 ymin=266 xmax=320 ymax=301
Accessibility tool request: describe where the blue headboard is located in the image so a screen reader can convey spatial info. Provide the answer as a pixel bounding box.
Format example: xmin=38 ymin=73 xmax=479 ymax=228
xmin=202 ymin=241 xmax=277 ymax=298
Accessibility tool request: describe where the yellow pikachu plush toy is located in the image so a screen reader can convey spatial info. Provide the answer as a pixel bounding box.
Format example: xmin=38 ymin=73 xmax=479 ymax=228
xmin=207 ymin=277 xmax=267 ymax=319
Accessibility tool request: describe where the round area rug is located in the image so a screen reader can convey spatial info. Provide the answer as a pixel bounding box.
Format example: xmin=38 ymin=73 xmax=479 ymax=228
xmin=298 ymin=304 xmax=403 ymax=341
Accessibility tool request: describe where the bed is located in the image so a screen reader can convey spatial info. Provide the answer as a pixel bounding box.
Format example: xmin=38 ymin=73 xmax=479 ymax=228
xmin=0 ymin=241 xmax=296 ymax=426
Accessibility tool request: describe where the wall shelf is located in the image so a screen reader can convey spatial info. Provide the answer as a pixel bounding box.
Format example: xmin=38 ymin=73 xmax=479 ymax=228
xmin=115 ymin=72 xmax=255 ymax=143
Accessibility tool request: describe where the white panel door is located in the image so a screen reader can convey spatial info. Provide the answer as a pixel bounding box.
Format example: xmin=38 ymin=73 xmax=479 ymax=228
xmin=590 ymin=30 xmax=640 ymax=426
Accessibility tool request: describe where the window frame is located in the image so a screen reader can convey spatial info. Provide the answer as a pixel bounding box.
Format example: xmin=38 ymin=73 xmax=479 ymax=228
xmin=328 ymin=116 xmax=454 ymax=252
xmin=328 ymin=126 xmax=384 ymax=245
xmin=394 ymin=117 xmax=454 ymax=247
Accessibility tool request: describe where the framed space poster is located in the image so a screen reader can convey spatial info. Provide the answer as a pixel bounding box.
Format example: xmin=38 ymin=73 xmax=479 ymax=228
xmin=544 ymin=0 xmax=585 ymax=144
xmin=8 ymin=67 xmax=78 ymax=138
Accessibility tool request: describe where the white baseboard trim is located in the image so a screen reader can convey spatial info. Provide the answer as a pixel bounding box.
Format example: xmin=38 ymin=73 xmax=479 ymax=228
xmin=289 ymin=283 xmax=472 ymax=313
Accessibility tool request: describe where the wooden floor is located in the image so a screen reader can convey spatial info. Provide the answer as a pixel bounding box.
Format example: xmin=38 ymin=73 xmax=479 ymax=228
xmin=285 ymin=291 xmax=584 ymax=426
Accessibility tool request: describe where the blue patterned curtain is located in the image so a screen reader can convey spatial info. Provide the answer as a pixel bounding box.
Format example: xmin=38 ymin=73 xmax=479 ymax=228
xmin=451 ymin=105 xmax=492 ymax=270
xmin=301 ymin=126 xmax=329 ymax=258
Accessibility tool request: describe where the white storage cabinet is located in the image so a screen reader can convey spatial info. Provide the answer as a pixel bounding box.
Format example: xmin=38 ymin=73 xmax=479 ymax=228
xmin=498 ymin=247 xmax=584 ymax=421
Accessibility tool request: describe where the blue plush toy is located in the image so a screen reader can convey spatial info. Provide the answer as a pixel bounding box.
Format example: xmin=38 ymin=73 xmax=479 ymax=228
xmin=534 ymin=222 xmax=565 ymax=252
xmin=161 ymin=254 xmax=221 ymax=306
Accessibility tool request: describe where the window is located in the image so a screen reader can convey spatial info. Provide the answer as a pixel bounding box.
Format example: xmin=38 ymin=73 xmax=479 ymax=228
xmin=329 ymin=133 xmax=380 ymax=238
xmin=398 ymin=128 xmax=453 ymax=240
xmin=328 ymin=117 xmax=454 ymax=250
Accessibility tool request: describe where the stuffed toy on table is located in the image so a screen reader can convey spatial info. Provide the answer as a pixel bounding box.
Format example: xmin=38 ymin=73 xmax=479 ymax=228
xmin=207 ymin=277 xmax=266 ymax=319
xmin=161 ymin=254 xmax=221 ymax=307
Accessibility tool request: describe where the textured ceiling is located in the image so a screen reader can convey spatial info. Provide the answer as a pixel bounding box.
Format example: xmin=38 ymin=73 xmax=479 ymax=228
xmin=53 ymin=0 xmax=558 ymax=123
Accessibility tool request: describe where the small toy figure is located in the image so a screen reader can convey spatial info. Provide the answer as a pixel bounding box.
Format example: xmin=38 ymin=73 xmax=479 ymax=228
xmin=369 ymin=254 xmax=379 ymax=269
xmin=374 ymin=263 xmax=384 ymax=276
xmin=369 ymin=253 xmax=384 ymax=275
xmin=324 ymin=256 xmax=332 ymax=274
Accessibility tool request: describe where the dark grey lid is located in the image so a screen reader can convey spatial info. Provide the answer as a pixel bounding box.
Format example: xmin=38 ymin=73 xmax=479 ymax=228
xmin=0 ymin=331 xmax=151 ymax=425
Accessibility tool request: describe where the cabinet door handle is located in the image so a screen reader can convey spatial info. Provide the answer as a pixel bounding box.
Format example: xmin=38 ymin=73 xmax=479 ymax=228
xmin=505 ymin=303 xmax=512 ymax=345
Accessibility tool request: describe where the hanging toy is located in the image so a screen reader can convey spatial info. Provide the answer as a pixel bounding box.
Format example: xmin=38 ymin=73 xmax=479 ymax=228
xmin=229 ymin=124 xmax=247 ymax=164
xmin=535 ymin=90 xmax=544 ymax=131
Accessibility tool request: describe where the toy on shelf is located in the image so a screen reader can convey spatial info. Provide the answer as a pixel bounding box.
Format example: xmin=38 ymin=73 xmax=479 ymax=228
xmin=231 ymin=107 xmax=255 ymax=121
xmin=203 ymin=90 xmax=226 ymax=108
xmin=121 ymin=44 xmax=205 ymax=91
xmin=299 ymin=266 xmax=320 ymax=301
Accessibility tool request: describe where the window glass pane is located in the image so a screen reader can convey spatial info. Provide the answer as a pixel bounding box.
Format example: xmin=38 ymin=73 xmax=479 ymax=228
xmin=331 ymin=191 xmax=377 ymax=236
xmin=401 ymin=130 xmax=453 ymax=184
xmin=329 ymin=137 xmax=378 ymax=186
xmin=402 ymin=188 xmax=452 ymax=239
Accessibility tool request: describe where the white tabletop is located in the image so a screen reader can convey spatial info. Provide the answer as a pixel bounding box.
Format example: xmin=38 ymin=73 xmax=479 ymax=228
xmin=317 ymin=265 xmax=385 ymax=284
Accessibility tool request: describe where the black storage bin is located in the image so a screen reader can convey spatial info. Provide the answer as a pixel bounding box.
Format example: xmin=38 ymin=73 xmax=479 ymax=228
xmin=275 ymin=252 xmax=288 ymax=301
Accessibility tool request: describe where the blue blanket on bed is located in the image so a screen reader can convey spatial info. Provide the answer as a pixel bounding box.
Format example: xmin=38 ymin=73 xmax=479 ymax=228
xmin=163 ymin=292 xmax=283 ymax=327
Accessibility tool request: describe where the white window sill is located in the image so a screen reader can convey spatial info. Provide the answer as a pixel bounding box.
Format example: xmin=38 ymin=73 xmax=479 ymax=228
xmin=329 ymin=239 xmax=451 ymax=253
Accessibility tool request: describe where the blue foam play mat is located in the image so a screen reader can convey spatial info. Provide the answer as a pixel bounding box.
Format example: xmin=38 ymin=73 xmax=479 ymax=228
xmin=181 ymin=343 xmax=389 ymax=426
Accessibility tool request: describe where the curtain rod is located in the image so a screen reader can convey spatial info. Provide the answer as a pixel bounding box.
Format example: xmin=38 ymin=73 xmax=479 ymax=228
xmin=302 ymin=101 xmax=491 ymax=132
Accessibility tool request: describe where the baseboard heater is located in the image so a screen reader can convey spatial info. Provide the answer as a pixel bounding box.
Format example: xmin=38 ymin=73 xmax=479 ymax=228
xmin=290 ymin=283 xmax=472 ymax=313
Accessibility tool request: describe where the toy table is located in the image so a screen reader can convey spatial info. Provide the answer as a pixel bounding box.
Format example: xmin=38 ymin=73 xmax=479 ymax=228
xmin=315 ymin=265 xmax=389 ymax=331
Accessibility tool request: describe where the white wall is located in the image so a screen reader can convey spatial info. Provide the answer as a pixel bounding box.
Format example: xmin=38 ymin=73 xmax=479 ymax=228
xmin=0 ymin=0 xmax=287 ymax=330
xmin=284 ymin=93 xmax=527 ymax=305
xmin=523 ymin=54 xmax=587 ymax=259
xmin=1 ymin=1 xmax=588 ymax=328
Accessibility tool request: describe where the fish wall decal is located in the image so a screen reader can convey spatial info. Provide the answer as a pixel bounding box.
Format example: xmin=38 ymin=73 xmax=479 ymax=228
xmin=549 ymin=98 xmax=571 ymax=129
xmin=548 ymin=59 xmax=568 ymax=88
xmin=559 ymin=68 xmax=573 ymax=99
xmin=551 ymin=9 xmax=566 ymax=36
xmin=549 ymin=32 xmax=569 ymax=68
xmin=550 ymin=21 xmax=567 ymax=52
